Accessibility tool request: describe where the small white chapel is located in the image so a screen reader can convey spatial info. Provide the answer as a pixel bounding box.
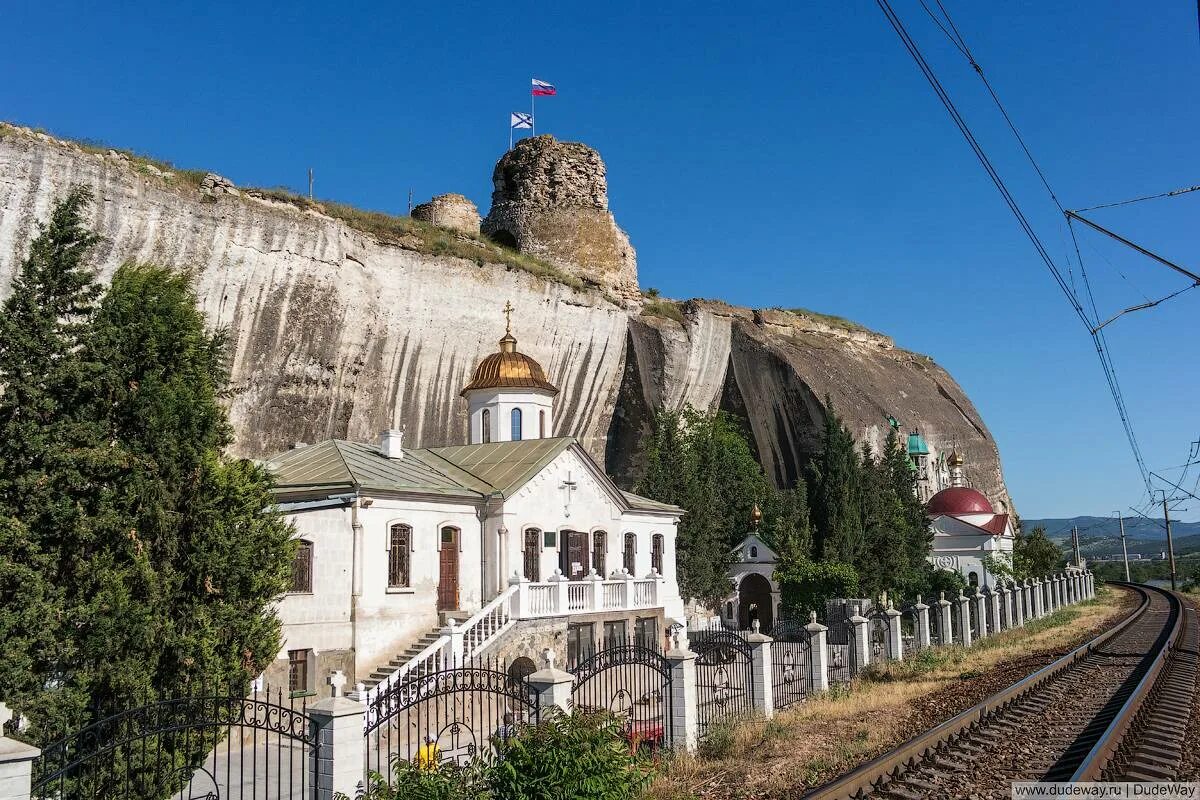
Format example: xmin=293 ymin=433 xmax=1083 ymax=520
xmin=260 ymin=307 xmax=685 ymax=699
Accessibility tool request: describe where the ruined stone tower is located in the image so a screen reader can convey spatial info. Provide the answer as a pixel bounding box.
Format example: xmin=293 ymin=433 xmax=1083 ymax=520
xmin=410 ymin=193 xmax=480 ymax=235
xmin=482 ymin=135 xmax=638 ymax=295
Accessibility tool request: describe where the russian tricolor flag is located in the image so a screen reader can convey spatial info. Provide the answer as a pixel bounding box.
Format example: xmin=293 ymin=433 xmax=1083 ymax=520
xmin=532 ymin=78 xmax=557 ymax=96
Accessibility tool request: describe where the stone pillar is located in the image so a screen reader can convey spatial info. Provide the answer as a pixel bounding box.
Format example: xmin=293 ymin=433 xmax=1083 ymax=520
xmin=997 ymin=583 xmax=1010 ymax=630
xmin=440 ymin=620 xmax=465 ymax=668
xmin=988 ymin=586 xmax=1001 ymax=633
xmin=974 ymin=590 xmax=989 ymax=639
xmin=1012 ymin=581 xmax=1024 ymax=627
xmin=510 ymin=571 xmax=530 ymax=618
xmin=805 ymin=613 xmax=830 ymax=693
xmin=587 ymin=570 xmax=604 ymax=611
xmin=1054 ymin=573 xmax=1064 ymax=608
xmin=937 ymin=592 xmax=952 ymax=645
xmin=1022 ymin=580 xmax=1033 ymax=620
xmin=1033 ymin=578 xmax=1044 ymax=618
xmin=1042 ymin=575 xmax=1054 ymax=613
xmin=914 ymin=597 xmax=931 ymax=649
xmin=956 ymin=591 xmax=972 ymax=648
xmin=1088 ymin=572 xmax=1095 ymax=599
xmin=849 ymin=611 xmax=870 ymax=673
xmin=746 ymin=632 xmax=775 ymax=719
xmin=666 ymin=640 xmax=700 ymax=751
xmin=550 ymin=569 xmax=570 ymax=614
xmin=0 ymin=704 xmax=38 ymax=800
xmin=886 ymin=604 xmax=903 ymax=661
xmin=308 ymin=672 xmax=366 ymax=800
xmin=527 ymin=649 xmax=574 ymax=713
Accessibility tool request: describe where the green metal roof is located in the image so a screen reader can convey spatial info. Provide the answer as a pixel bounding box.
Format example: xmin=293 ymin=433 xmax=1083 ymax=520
xmin=907 ymin=432 xmax=930 ymax=456
xmin=267 ymin=436 xmax=683 ymax=514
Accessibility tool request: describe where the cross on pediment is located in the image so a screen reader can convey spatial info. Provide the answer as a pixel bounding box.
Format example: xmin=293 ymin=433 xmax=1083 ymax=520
xmin=327 ymin=670 xmax=347 ymax=698
xmin=560 ymin=472 xmax=578 ymax=518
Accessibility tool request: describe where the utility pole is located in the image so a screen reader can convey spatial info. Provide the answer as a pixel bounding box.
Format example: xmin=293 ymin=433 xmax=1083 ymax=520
xmin=1159 ymin=493 xmax=1178 ymax=591
xmin=407 ymin=188 xmax=413 ymax=216
xmin=308 ymin=168 xmax=314 ymax=201
xmin=1114 ymin=511 xmax=1130 ymax=582
xmin=1071 ymin=526 xmax=1082 ymax=569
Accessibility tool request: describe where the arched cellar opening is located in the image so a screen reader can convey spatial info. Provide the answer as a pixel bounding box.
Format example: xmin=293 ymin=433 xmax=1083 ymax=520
xmin=488 ymin=228 xmax=519 ymax=250
xmin=738 ymin=573 xmax=773 ymax=631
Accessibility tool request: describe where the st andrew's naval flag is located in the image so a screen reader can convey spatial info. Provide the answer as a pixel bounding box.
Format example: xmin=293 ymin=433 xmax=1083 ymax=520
xmin=511 ymin=112 xmax=534 ymax=129
xmin=531 ymin=78 xmax=557 ymax=96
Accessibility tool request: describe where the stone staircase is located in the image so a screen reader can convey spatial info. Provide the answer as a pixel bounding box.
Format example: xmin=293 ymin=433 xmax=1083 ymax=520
xmin=361 ymin=625 xmax=446 ymax=693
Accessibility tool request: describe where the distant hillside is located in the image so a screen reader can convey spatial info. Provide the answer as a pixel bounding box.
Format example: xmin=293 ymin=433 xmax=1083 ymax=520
xmin=1022 ymin=515 xmax=1200 ymax=560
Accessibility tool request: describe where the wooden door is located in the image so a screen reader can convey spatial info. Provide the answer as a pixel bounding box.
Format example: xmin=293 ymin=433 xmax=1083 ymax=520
xmin=438 ymin=527 xmax=459 ymax=611
xmin=560 ymin=531 xmax=590 ymax=580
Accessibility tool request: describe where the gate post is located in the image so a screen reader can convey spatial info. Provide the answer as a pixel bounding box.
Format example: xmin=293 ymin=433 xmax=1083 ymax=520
xmin=745 ymin=630 xmax=775 ymax=719
xmin=914 ymin=596 xmax=931 ymax=649
xmin=527 ymin=649 xmax=574 ymax=713
xmin=988 ymin=585 xmax=1001 ymax=633
xmin=0 ymin=704 xmax=38 ymax=800
xmin=885 ymin=604 xmax=903 ymax=661
xmin=1054 ymin=574 xmax=1063 ymax=609
xmin=1033 ymin=578 xmax=1045 ymax=619
xmin=665 ymin=633 xmax=699 ymax=752
xmin=936 ymin=592 xmax=952 ymax=645
xmin=1088 ymin=571 xmax=1095 ymax=599
xmin=1010 ymin=581 xmax=1023 ymax=627
xmin=956 ymin=591 xmax=972 ymax=648
xmin=805 ymin=613 xmax=830 ymax=693
xmin=974 ymin=590 xmax=988 ymax=640
xmin=998 ymin=583 xmax=1010 ymax=630
xmin=308 ymin=672 xmax=365 ymax=800
xmin=849 ymin=609 xmax=869 ymax=672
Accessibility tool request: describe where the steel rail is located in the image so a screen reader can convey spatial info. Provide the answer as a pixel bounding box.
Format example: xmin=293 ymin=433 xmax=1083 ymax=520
xmin=804 ymin=583 xmax=1163 ymax=800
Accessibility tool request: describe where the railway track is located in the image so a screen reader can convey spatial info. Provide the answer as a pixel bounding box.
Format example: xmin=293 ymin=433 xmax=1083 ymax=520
xmin=806 ymin=583 xmax=1198 ymax=799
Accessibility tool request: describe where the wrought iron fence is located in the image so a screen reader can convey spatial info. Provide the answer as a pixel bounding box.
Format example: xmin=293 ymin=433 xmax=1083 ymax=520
xmin=901 ymin=604 xmax=920 ymax=658
xmin=30 ymin=684 xmax=316 ymax=800
xmin=824 ymin=618 xmax=855 ymax=684
xmin=569 ymin=638 xmax=673 ymax=752
xmin=363 ymin=657 xmax=539 ymax=788
xmin=767 ymin=620 xmax=810 ymax=709
xmin=867 ymin=608 xmax=894 ymax=662
xmin=967 ymin=596 xmax=979 ymax=640
xmin=688 ymin=630 xmax=755 ymax=739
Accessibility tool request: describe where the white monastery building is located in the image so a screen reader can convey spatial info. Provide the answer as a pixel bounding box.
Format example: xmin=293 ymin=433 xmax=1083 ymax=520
xmin=261 ymin=311 xmax=685 ymax=698
xmin=926 ymin=450 xmax=1015 ymax=587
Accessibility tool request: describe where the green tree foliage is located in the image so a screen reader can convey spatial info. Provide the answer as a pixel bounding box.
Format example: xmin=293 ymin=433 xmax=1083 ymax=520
xmin=808 ymin=399 xmax=862 ymax=565
xmin=776 ymin=557 xmax=859 ymax=617
xmin=0 ymin=191 xmax=295 ymax=764
xmin=1012 ymin=526 xmax=1065 ymax=579
xmin=636 ymin=407 xmax=788 ymax=603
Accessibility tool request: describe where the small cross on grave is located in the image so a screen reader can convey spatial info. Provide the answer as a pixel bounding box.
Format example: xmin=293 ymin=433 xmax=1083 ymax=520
xmin=560 ymin=472 xmax=578 ymax=518
xmin=327 ymin=670 xmax=347 ymax=698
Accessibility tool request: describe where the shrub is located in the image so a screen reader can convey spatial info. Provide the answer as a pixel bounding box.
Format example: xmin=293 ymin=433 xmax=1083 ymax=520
xmin=641 ymin=300 xmax=685 ymax=325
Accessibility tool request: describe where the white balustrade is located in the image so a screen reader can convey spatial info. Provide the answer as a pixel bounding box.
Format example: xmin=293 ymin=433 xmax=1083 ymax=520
xmin=603 ymin=582 xmax=625 ymax=609
xmin=567 ymin=582 xmax=588 ymax=611
xmin=632 ymin=579 xmax=656 ymax=607
xmin=529 ymin=584 xmax=556 ymax=615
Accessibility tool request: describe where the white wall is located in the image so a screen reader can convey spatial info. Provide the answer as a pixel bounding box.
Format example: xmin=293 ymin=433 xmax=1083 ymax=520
xmin=466 ymin=388 xmax=555 ymax=443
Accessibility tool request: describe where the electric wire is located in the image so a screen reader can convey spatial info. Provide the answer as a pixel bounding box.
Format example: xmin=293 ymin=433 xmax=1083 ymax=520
xmin=1071 ymin=183 xmax=1200 ymax=213
xmin=877 ymin=0 xmax=1151 ymax=493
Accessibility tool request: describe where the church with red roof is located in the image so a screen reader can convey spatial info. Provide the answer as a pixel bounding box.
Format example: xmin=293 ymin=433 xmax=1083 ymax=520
xmin=926 ymin=450 xmax=1015 ymax=587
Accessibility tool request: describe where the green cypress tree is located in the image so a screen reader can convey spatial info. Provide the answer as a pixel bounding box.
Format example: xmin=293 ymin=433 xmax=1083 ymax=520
xmin=807 ymin=400 xmax=863 ymax=564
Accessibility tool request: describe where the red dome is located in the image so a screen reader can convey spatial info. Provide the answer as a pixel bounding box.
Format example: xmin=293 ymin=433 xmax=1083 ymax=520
xmin=927 ymin=487 xmax=994 ymax=515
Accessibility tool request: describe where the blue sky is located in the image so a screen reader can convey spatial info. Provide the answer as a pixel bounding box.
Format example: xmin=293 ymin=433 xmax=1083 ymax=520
xmin=2 ymin=1 xmax=1197 ymax=521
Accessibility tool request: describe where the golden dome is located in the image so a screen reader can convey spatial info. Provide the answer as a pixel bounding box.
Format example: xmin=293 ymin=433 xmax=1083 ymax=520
xmin=947 ymin=450 xmax=965 ymax=467
xmin=461 ymin=333 xmax=559 ymax=396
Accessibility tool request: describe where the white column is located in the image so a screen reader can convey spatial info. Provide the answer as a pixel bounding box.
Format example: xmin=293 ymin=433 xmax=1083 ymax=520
xmin=956 ymin=591 xmax=972 ymax=648
xmin=886 ymin=605 xmax=903 ymax=661
xmin=1033 ymin=578 xmax=1045 ymax=618
xmin=551 ymin=569 xmax=569 ymax=614
xmin=937 ymin=592 xmax=952 ymax=645
xmin=849 ymin=612 xmax=870 ymax=672
xmin=1012 ymin=581 xmax=1025 ymax=627
xmin=510 ymin=572 xmax=530 ymax=618
xmin=527 ymin=650 xmax=574 ymax=712
xmin=988 ymin=586 xmax=1001 ymax=633
xmin=746 ymin=632 xmax=774 ymax=719
xmin=974 ymin=590 xmax=989 ymax=639
xmin=308 ymin=672 xmax=366 ymax=800
xmin=1054 ymin=574 xmax=1064 ymax=608
xmin=441 ymin=620 xmax=464 ymax=667
xmin=805 ymin=613 xmax=830 ymax=693
xmin=1087 ymin=572 xmax=1095 ymax=599
xmin=998 ymin=584 xmax=1010 ymax=630
xmin=588 ymin=570 xmax=604 ymax=612
xmin=914 ymin=597 xmax=931 ymax=649
xmin=666 ymin=640 xmax=699 ymax=751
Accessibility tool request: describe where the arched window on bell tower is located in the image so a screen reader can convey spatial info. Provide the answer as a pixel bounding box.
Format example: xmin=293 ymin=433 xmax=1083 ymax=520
xmin=511 ymin=408 xmax=523 ymax=441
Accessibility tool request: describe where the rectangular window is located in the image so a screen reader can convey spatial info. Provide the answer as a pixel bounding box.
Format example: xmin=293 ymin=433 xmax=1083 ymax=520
xmin=388 ymin=525 xmax=411 ymax=588
xmin=523 ymin=528 xmax=540 ymax=582
xmin=288 ymin=650 xmax=309 ymax=694
xmin=623 ymin=533 xmax=636 ymax=575
xmin=651 ymin=534 xmax=664 ymax=575
xmin=290 ymin=540 xmax=313 ymax=593
xmin=603 ymin=619 xmax=627 ymax=647
xmin=543 ymin=529 xmax=557 ymax=549
xmin=441 ymin=527 xmax=457 ymax=547
xmin=635 ymin=617 xmax=658 ymax=650
xmin=567 ymin=622 xmax=594 ymax=668
xmin=592 ymin=531 xmax=607 ymax=578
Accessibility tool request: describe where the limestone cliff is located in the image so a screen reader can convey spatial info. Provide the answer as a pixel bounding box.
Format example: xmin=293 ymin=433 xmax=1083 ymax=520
xmin=0 ymin=124 xmax=1012 ymax=512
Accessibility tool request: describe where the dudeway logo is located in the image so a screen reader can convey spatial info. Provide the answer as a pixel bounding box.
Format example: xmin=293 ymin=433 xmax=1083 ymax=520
xmin=1012 ymin=783 xmax=1200 ymax=799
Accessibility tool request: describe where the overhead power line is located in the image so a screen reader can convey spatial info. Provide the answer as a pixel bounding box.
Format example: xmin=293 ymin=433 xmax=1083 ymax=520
xmin=1072 ymin=183 xmax=1200 ymax=213
xmin=876 ymin=0 xmax=1152 ymax=493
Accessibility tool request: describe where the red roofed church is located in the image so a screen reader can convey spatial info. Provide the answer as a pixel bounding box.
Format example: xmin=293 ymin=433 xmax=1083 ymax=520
xmin=926 ymin=450 xmax=1015 ymax=587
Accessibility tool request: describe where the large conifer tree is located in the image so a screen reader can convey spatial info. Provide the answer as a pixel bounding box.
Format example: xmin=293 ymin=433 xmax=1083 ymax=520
xmin=807 ymin=401 xmax=863 ymax=564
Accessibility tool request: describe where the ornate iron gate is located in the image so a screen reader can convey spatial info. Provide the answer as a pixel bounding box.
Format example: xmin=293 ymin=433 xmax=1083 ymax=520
xmin=689 ymin=631 xmax=755 ymax=738
xmin=825 ymin=617 xmax=856 ymax=684
xmin=32 ymin=685 xmax=316 ymax=800
xmin=901 ymin=604 xmax=920 ymax=657
xmin=363 ymin=659 xmax=538 ymax=788
xmin=867 ymin=608 xmax=894 ymax=662
xmin=570 ymin=640 xmax=674 ymax=752
xmin=768 ymin=620 xmax=810 ymax=709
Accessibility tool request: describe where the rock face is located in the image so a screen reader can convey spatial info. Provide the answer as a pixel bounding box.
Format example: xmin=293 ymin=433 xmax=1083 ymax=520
xmin=482 ymin=135 xmax=638 ymax=296
xmin=410 ymin=193 xmax=480 ymax=235
xmin=0 ymin=123 xmax=1013 ymax=513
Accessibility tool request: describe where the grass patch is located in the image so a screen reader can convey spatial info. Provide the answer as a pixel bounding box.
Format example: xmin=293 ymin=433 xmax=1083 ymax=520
xmin=783 ymin=306 xmax=868 ymax=332
xmin=641 ymin=299 xmax=686 ymax=324
xmin=4 ymin=124 xmax=209 ymax=188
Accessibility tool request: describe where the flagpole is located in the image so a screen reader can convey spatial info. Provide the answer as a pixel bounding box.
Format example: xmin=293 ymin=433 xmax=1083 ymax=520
xmin=509 ymin=119 xmax=513 ymax=151
xmin=531 ymin=88 xmax=535 ymax=136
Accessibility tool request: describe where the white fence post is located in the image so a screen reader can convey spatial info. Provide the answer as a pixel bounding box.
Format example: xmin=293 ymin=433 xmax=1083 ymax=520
xmin=1033 ymin=578 xmax=1045 ymax=618
xmin=849 ymin=610 xmax=870 ymax=672
xmin=746 ymin=628 xmax=775 ymax=719
xmin=886 ymin=604 xmax=903 ymax=661
xmin=550 ymin=569 xmax=569 ymax=614
xmin=665 ymin=630 xmax=699 ymax=751
xmin=986 ymin=585 xmax=1001 ymax=633
xmin=974 ymin=590 xmax=988 ymax=639
xmin=937 ymin=592 xmax=952 ymax=645
xmin=588 ymin=570 xmax=604 ymax=611
xmin=1013 ymin=581 xmax=1026 ymax=627
xmin=1024 ymin=580 xmax=1035 ymax=619
xmin=1088 ymin=571 xmax=1095 ymax=599
xmin=0 ymin=703 xmax=38 ymax=800
xmin=527 ymin=649 xmax=574 ymax=713
xmin=805 ymin=613 xmax=830 ymax=693
xmin=914 ymin=596 xmax=931 ymax=649
xmin=308 ymin=672 xmax=365 ymax=800
xmin=510 ymin=572 xmax=530 ymax=618
xmin=956 ymin=591 xmax=972 ymax=648
xmin=441 ymin=620 xmax=464 ymax=668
